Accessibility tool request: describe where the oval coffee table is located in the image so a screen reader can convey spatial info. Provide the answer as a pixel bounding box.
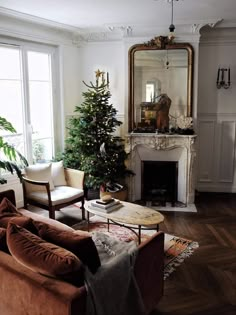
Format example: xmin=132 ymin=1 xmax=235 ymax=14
xmin=85 ymin=200 xmax=164 ymax=244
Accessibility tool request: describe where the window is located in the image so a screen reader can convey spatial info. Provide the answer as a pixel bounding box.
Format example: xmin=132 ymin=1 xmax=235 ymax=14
xmin=0 ymin=42 xmax=57 ymax=166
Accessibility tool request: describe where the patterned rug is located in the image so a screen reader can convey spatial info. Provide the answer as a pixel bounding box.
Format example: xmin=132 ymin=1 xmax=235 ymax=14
xmin=73 ymin=221 xmax=199 ymax=280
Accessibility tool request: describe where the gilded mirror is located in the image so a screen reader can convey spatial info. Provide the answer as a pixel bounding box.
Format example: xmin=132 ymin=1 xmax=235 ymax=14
xmin=128 ymin=37 xmax=194 ymax=133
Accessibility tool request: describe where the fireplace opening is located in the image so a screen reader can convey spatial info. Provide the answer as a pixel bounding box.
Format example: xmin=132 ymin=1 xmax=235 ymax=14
xmin=141 ymin=161 xmax=178 ymax=206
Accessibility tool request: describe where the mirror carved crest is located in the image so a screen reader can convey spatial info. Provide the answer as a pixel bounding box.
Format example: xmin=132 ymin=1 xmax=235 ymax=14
xmin=128 ymin=36 xmax=194 ymax=133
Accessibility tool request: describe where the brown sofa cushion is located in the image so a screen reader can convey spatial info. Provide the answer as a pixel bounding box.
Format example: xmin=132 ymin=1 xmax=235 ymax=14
xmin=0 ymin=197 xmax=18 ymax=214
xmin=1 ymin=215 xmax=38 ymax=234
xmin=34 ymin=221 xmax=101 ymax=273
xmin=0 ymin=197 xmax=22 ymax=228
xmin=0 ymin=227 xmax=9 ymax=253
xmin=7 ymin=223 xmax=84 ymax=286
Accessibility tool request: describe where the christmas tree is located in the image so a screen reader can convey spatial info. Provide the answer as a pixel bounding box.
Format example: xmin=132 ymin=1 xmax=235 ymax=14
xmin=63 ymin=69 xmax=132 ymax=190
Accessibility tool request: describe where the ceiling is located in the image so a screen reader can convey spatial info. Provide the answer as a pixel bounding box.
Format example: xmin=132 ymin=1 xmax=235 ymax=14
xmin=0 ymin=0 xmax=236 ymax=37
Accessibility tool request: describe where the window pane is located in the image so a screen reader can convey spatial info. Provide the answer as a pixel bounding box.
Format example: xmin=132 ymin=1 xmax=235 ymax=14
xmin=0 ymin=81 xmax=24 ymax=136
xmin=32 ymin=138 xmax=53 ymax=163
xmin=0 ymin=47 xmax=21 ymax=80
xmin=0 ymin=46 xmax=25 ymax=158
xmin=28 ymin=50 xmax=54 ymax=162
xmin=29 ymin=82 xmax=53 ymax=138
xmin=27 ymin=51 xmax=51 ymax=81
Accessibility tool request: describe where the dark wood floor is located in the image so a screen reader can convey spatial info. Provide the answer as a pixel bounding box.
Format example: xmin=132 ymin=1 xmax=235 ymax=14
xmin=29 ymin=192 xmax=236 ymax=314
xmin=151 ymin=192 xmax=236 ymax=315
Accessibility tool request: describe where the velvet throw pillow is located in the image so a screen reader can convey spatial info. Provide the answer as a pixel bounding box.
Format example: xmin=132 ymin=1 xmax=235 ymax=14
xmin=7 ymin=223 xmax=84 ymax=287
xmin=0 ymin=197 xmax=18 ymax=214
xmin=0 ymin=197 xmax=22 ymax=228
xmin=34 ymin=221 xmax=101 ymax=273
xmin=0 ymin=227 xmax=9 ymax=253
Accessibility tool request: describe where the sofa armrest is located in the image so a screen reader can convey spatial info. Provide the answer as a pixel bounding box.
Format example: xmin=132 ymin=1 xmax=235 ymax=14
xmin=64 ymin=168 xmax=85 ymax=190
xmin=0 ymin=251 xmax=87 ymax=315
xmin=134 ymin=231 xmax=164 ymax=313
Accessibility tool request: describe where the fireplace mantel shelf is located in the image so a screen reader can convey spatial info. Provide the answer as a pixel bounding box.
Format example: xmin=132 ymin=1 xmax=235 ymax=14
xmin=126 ymin=133 xmax=197 ymax=152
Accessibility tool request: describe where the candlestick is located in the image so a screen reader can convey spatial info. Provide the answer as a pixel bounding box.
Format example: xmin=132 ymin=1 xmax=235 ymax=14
xmin=221 ymin=68 xmax=224 ymax=82
xmin=217 ymin=68 xmax=220 ymax=83
xmin=107 ymin=72 xmax=109 ymax=86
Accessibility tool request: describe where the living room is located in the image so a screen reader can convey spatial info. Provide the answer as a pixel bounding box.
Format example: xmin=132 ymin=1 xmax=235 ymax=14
xmin=0 ymin=1 xmax=235 ymax=315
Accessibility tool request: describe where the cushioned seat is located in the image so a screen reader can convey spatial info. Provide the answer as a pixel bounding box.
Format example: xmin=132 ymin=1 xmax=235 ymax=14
xmin=27 ymin=186 xmax=84 ymax=206
xmin=22 ymin=161 xmax=85 ymax=220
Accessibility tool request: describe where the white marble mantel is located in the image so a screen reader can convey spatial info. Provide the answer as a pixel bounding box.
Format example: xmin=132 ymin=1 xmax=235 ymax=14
xmin=125 ymin=133 xmax=197 ymax=205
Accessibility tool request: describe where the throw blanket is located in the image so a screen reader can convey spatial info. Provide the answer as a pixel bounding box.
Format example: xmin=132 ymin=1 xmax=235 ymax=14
xmin=84 ymin=232 xmax=146 ymax=315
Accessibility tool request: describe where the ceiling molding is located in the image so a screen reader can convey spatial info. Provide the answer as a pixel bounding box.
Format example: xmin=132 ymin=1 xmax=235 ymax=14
xmin=0 ymin=7 xmax=82 ymax=33
xmin=0 ymin=6 xmax=232 ymax=45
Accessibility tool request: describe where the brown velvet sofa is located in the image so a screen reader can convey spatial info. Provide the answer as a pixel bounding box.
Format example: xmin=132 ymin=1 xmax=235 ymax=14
xmin=0 ymin=189 xmax=164 ymax=315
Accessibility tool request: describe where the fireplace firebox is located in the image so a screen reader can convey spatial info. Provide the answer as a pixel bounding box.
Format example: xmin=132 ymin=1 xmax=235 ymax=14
xmin=141 ymin=161 xmax=178 ymax=206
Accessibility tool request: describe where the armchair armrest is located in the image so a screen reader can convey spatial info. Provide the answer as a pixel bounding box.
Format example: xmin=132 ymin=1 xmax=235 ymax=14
xmin=64 ymin=168 xmax=84 ymax=190
xmin=22 ymin=176 xmax=52 ymax=207
xmin=22 ymin=176 xmax=50 ymax=188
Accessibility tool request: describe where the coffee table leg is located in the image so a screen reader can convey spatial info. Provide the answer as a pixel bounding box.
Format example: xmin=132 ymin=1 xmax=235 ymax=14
xmin=156 ymin=224 xmax=159 ymax=232
xmin=107 ymin=219 xmax=110 ymax=232
xmin=87 ymin=211 xmax=90 ymax=232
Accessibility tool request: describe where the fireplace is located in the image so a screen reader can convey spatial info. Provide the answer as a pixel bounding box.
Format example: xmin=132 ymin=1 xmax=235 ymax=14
xmin=141 ymin=161 xmax=178 ymax=206
xmin=126 ymin=134 xmax=197 ymax=206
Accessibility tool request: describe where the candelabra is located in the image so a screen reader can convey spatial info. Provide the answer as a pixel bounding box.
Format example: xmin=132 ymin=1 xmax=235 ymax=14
xmin=216 ymin=67 xmax=231 ymax=89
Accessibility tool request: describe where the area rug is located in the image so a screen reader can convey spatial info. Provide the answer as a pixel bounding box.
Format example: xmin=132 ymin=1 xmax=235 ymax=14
xmin=73 ymin=221 xmax=199 ymax=280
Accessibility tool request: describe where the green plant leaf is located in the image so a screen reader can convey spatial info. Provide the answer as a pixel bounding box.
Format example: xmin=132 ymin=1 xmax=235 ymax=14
xmin=0 ymin=117 xmax=16 ymax=133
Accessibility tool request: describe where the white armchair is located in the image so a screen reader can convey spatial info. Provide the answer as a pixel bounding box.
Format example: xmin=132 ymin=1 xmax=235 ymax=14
xmin=22 ymin=161 xmax=85 ymax=220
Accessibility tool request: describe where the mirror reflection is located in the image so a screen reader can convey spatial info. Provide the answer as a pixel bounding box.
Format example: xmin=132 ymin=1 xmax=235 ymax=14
xmin=128 ymin=39 xmax=193 ymax=133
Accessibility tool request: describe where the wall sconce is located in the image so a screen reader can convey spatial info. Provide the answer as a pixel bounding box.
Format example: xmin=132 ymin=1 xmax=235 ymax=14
xmin=216 ymin=67 xmax=231 ymax=89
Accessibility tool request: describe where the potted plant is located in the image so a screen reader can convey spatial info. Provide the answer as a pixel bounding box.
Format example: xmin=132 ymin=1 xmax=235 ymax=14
xmin=62 ymin=70 xmax=134 ymax=200
xmin=0 ymin=116 xmax=28 ymax=184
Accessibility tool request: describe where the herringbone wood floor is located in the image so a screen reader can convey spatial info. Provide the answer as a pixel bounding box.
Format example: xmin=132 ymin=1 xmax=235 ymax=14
xmin=151 ymin=192 xmax=236 ymax=315
xmin=29 ymin=192 xmax=236 ymax=314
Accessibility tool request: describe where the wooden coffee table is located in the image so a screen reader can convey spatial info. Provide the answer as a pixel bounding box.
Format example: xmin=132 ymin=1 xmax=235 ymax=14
xmin=85 ymin=200 xmax=164 ymax=244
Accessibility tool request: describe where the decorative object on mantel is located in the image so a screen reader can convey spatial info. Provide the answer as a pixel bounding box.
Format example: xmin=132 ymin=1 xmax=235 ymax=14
xmin=216 ymin=67 xmax=231 ymax=89
xmin=175 ymin=115 xmax=194 ymax=135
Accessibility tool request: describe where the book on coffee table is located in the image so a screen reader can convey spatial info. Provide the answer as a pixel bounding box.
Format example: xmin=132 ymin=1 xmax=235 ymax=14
xmin=89 ymin=201 xmax=123 ymax=213
xmin=91 ymin=199 xmax=119 ymax=209
xmin=95 ymin=198 xmax=115 ymax=206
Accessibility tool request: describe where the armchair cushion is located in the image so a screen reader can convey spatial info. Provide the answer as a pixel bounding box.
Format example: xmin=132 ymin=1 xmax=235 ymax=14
xmin=7 ymin=223 xmax=84 ymax=287
xmin=34 ymin=221 xmax=101 ymax=274
xmin=27 ymin=186 xmax=84 ymax=206
xmin=25 ymin=163 xmax=55 ymax=191
xmin=51 ymin=161 xmax=67 ymax=186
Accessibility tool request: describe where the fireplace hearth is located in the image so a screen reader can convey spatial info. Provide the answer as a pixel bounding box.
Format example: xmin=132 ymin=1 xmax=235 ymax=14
xmin=142 ymin=161 xmax=178 ymax=206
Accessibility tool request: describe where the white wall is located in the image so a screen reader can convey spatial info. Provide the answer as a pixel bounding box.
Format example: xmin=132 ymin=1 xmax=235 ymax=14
xmin=197 ymin=26 xmax=236 ymax=192
xmin=78 ymin=41 xmax=126 ymax=136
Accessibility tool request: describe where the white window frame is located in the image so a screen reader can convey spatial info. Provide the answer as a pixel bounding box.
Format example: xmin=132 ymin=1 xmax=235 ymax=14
xmin=0 ymin=37 xmax=63 ymax=167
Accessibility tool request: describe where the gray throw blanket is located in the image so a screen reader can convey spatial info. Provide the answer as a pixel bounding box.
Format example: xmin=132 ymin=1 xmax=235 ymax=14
xmin=84 ymin=232 xmax=146 ymax=315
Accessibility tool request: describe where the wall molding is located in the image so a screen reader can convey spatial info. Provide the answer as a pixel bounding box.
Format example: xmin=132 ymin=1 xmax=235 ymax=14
xmin=196 ymin=114 xmax=236 ymax=192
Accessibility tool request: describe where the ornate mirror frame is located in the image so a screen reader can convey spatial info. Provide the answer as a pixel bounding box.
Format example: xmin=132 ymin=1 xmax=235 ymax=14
xmin=128 ymin=36 xmax=194 ymax=132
